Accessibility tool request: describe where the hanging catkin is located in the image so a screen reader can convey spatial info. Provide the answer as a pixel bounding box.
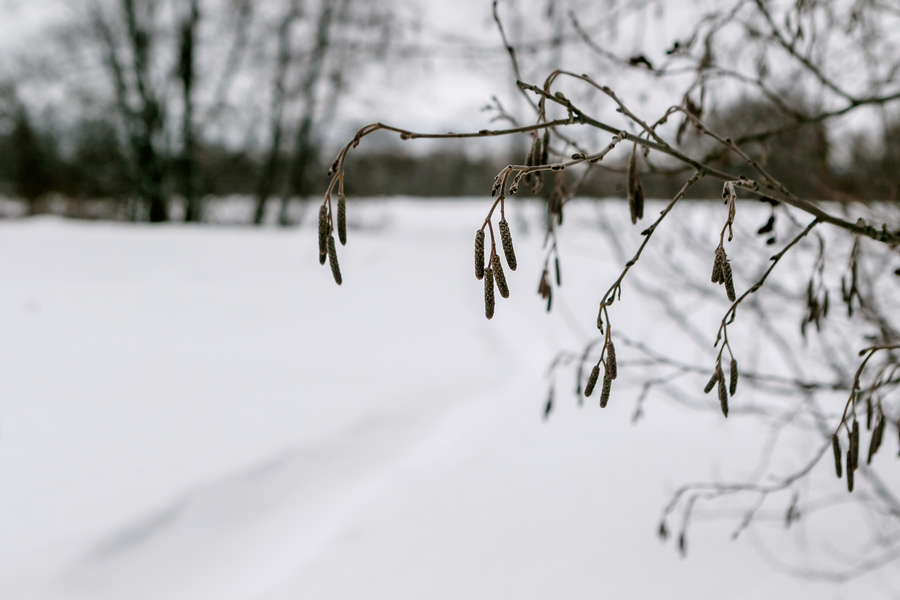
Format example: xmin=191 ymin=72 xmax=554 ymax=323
xmin=585 ymin=365 xmax=601 ymax=397
xmin=627 ymin=145 xmax=645 ymax=224
xmin=327 ymin=236 xmax=342 ymax=285
xmin=729 ymin=359 xmax=738 ymax=396
xmin=475 ymin=230 xmax=485 ymax=280
xmin=337 ymin=195 xmax=347 ymax=245
xmin=498 ymin=219 xmax=517 ymax=271
xmin=492 ymin=254 xmax=509 ymax=299
xmin=484 ymin=267 xmax=495 ymax=319
xmin=832 ymin=434 xmax=842 ymax=479
xmin=318 ymin=205 xmax=328 ymax=265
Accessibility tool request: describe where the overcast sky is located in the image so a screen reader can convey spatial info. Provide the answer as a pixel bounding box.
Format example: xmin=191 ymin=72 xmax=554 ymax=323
xmin=0 ymin=0 xmax=693 ymax=130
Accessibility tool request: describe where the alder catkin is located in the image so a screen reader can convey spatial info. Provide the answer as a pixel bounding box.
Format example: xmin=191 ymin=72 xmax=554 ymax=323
xmin=868 ymin=416 xmax=885 ymax=464
xmin=704 ymin=370 xmax=719 ymax=394
xmin=717 ymin=371 xmax=729 ymax=418
xmin=531 ymin=136 xmax=543 ymax=166
xmin=832 ymin=434 xmax=842 ymax=479
xmin=875 ymin=415 xmax=885 ymax=452
xmin=850 ymin=419 xmax=860 ymax=472
xmin=723 ymin=261 xmax=736 ymax=302
xmin=337 ymin=194 xmax=347 ymax=245
xmin=475 ymin=230 xmax=485 ymax=280
xmin=729 ymin=359 xmax=738 ymax=396
xmin=318 ymin=204 xmax=328 ymax=265
xmin=541 ymin=129 xmax=550 ymax=165
xmin=711 ymin=246 xmax=726 ymax=284
xmin=498 ymin=219 xmax=517 ymax=271
xmin=605 ymin=340 xmax=617 ymax=380
xmin=627 ymin=146 xmax=645 ymax=224
xmin=585 ymin=365 xmax=601 ymax=397
xmin=492 ymin=254 xmax=509 ymax=298
xmin=847 ymin=450 xmax=855 ymax=492
xmin=327 ymin=236 xmax=342 ymax=285
xmin=484 ymin=266 xmax=495 ymax=319
xmin=599 ymin=373 xmax=612 ymax=408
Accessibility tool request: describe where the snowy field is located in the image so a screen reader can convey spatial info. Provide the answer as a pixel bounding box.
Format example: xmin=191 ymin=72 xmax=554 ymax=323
xmin=0 ymin=198 xmax=894 ymax=599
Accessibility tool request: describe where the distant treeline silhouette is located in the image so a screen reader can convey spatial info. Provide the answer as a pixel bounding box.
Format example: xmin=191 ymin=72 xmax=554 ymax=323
xmin=0 ymin=98 xmax=897 ymax=222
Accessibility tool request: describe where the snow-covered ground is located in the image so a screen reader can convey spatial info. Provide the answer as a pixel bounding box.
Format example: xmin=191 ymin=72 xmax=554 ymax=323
xmin=0 ymin=199 xmax=893 ymax=599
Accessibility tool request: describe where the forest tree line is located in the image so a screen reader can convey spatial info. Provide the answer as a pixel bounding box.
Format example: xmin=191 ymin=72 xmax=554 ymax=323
xmin=2 ymin=94 xmax=899 ymax=221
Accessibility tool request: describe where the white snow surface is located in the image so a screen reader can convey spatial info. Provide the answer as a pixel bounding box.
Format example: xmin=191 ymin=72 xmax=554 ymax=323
xmin=0 ymin=199 xmax=891 ymax=599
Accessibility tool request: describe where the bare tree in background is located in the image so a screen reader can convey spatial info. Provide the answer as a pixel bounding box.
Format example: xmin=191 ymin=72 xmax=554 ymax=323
xmin=251 ymin=0 xmax=394 ymax=226
xmin=176 ymin=0 xmax=200 ymax=222
xmin=319 ymin=0 xmax=900 ymax=582
xmin=9 ymin=101 xmax=55 ymax=214
xmin=89 ymin=0 xmax=169 ymax=221
xmin=252 ymin=0 xmax=302 ymax=226
xmin=276 ymin=0 xmax=335 ymax=226
xmin=7 ymin=0 xmax=395 ymax=223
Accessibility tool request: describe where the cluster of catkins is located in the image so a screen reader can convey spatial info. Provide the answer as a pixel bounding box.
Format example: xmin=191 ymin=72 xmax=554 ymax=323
xmin=711 ymin=245 xmax=736 ymax=302
xmin=584 ymin=339 xmax=617 ymax=408
xmin=703 ymin=356 xmax=738 ymax=418
xmin=832 ymin=395 xmax=890 ymax=493
xmin=318 ymin=195 xmax=347 ymax=285
xmin=475 ymin=218 xmax=517 ymax=319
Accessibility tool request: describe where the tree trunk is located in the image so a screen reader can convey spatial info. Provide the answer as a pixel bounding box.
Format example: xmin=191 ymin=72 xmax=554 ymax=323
xmin=179 ymin=0 xmax=200 ymax=222
xmin=278 ymin=0 xmax=334 ymax=226
xmin=253 ymin=0 xmax=300 ymax=225
xmin=122 ymin=0 xmax=168 ymax=222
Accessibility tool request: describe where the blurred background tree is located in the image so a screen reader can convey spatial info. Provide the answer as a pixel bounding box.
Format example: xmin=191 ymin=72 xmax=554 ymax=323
xmin=0 ymin=0 xmax=398 ymax=222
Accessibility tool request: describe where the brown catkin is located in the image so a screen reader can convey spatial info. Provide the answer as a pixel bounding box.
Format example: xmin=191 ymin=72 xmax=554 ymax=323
xmin=605 ymin=341 xmax=617 ymax=380
xmin=318 ymin=204 xmax=328 ymax=265
xmin=337 ymin=195 xmax=347 ymax=245
xmin=717 ymin=371 xmax=729 ymax=418
xmin=541 ymin=129 xmax=550 ymax=165
xmin=704 ymin=370 xmax=719 ymax=394
xmin=599 ymin=373 xmax=612 ymax=408
xmin=532 ymin=136 xmax=543 ymax=166
xmin=866 ymin=396 xmax=873 ymax=430
xmin=723 ymin=262 xmax=736 ymax=302
xmin=711 ymin=246 xmax=726 ymax=283
xmin=847 ymin=450 xmax=855 ymax=492
xmin=475 ymin=230 xmax=485 ymax=280
xmin=498 ymin=219 xmax=517 ymax=271
xmin=850 ymin=420 xmax=860 ymax=471
xmin=492 ymin=254 xmax=509 ymax=299
xmin=711 ymin=261 xmax=722 ymax=284
xmin=484 ymin=267 xmax=495 ymax=319
xmin=729 ymin=359 xmax=738 ymax=396
xmin=868 ymin=415 xmax=885 ymax=464
xmin=585 ymin=365 xmax=601 ymax=397
xmin=327 ymin=236 xmax=342 ymax=285
xmin=627 ymin=146 xmax=645 ymax=224
xmin=832 ymin=434 xmax=843 ymax=479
